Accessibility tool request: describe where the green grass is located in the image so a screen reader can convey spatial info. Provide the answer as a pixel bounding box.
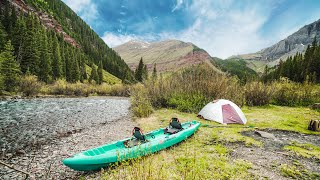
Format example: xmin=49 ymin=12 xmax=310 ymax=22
xmin=85 ymin=65 xmax=121 ymax=84
xmin=101 ymin=106 xmax=320 ymax=179
xmin=242 ymin=105 xmax=320 ymax=134
xmin=280 ymin=164 xmax=320 ymax=179
xmin=284 ymin=142 xmax=320 ymax=160
xmin=244 ymin=60 xmax=267 ymax=73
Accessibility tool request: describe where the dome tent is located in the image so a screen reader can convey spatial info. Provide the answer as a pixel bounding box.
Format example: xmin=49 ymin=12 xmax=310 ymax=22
xmin=198 ymin=99 xmax=247 ymax=124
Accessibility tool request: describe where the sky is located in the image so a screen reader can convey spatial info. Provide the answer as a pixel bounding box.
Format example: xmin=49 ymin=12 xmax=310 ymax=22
xmin=62 ymin=0 xmax=320 ymax=59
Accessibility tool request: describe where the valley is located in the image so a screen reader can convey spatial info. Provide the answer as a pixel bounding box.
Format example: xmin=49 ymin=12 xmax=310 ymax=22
xmin=1 ymin=0 xmax=320 ymax=179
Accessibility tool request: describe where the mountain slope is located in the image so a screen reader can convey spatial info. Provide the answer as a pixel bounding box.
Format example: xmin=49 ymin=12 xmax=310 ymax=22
xmin=231 ymin=19 xmax=320 ymax=63
xmin=114 ymin=39 xmax=220 ymax=72
xmin=1 ymin=0 xmax=133 ymax=83
xmin=213 ymin=58 xmax=258 ymax=83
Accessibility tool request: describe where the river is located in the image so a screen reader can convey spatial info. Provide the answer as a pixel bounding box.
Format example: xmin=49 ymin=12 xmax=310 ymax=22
xmin=0 ymin=97 xmax=136 ymax=179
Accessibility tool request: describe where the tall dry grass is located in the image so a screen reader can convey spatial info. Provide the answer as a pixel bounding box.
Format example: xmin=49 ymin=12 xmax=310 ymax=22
xmin=244 ymin=81 xmax=274 ymax=106
xmin=40 ymin=79 xmax=129 ymax=97
xmin=20 ymin=75 xmax=43 ymax=96
xmin=271 ymin=78 xmax=320 ymax=106
xmin=130 ymin=64 xmax=245 ymax=116
xmin=130 ymin=84 xmax=154 ymax=117
xmin=130 ymin=64 xmax=320 ymax=117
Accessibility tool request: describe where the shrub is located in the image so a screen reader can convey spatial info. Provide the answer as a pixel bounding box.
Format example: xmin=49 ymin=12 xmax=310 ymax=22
xmin=69 ymin=82 xmax=91 ymax=96
xmin=20 ymin=75 xmax=42 ymax=96
xmin=245 ymin=81 xmax=273 ymax=106
xmin=130 ymin=84 xmax=153 ymax=117
xmin=168 ymin=92 xmax=208 ymax=112
xmin=272 ymin=78 xmax=320 ymax=106
xmin=50 ymin=79 xmax=68 ymax=95
xmin=143 ymin=64 xmax=244 ymax=113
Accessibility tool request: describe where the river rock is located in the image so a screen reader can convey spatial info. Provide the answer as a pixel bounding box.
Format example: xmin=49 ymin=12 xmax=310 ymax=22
xmin=255 ymin=130 xmax=276 ymax=139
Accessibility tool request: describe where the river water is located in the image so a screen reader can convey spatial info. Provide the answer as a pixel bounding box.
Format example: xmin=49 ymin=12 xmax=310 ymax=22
xmin=0 ymin=97 xmax=136 ymax=179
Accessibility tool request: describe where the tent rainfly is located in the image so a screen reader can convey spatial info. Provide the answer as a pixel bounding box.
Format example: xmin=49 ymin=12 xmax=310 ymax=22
xmin=198 ymin=99 xmax=247 ymax=124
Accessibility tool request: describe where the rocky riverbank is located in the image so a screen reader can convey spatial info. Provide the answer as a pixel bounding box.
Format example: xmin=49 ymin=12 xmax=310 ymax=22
xmin=0 ymin=97 xmax=137 ymax=179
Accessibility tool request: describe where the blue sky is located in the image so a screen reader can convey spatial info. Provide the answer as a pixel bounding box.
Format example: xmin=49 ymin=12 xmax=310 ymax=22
xmin=62 ymin=0 xmax=320 ymax=59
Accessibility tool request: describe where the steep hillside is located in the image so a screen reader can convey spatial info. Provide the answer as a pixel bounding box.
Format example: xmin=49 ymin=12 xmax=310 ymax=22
xmin=231 ymin=18 xmax=320 ymax=63
xmin=0 ymin=0 xmax=133 ymax=83
xmin=114 ymin=39 xmax=220 ymax=72
xmin=213 ymin=58 xmax=258 ymax=83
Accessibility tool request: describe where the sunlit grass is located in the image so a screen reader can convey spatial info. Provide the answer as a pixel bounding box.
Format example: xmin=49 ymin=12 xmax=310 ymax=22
xmin=243 ymin=105 xmax=320 ymax=134
xmin=101 ymin=106 xmax=320 ymax=179
xmin=284 ymin=142 xmax=320 ymax=160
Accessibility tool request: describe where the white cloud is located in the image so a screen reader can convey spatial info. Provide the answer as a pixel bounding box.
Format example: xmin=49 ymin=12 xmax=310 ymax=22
xmin=62 ymin=0 xmax=98 ymax=23
xmin=172 ymin=0 xmax=184 ymax=12
xmin=167 ymin=0 xmax=274 ymax=58
xmin=98 ymin=0 xmax=305 ymax=59
xmin=102 ymin=32 xmax=137 ymax=47
xmin=106 ymin=0 xmax=276 ymax=59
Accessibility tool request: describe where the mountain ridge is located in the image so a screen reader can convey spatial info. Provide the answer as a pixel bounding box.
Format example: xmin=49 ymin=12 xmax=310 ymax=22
xmin=114 ymin=39 xmax=220 ymax=72
xmin=229 ymin=18 xmax=320 ymax=64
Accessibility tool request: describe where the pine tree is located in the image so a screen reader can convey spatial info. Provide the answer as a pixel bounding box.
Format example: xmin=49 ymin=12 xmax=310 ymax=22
xmin=65 ymin=47 xmax=72 ymax=82
xmin=68 ymin=48 xmax=80 ymax=83
xmin=97 ymin=61 xmax=103 ymax=84
xmin=9 ymin=6 xmax=17 ymax=39
xmin=0 ymin=40 xmax=20 ymax=92
xmin=262 ymin=65 xmax=269 ymax=83
xmin=11 ymin=17 xmax=26 ymax=62
xmin=20 ymin=15 xmax=40 ymax=75
xmin=303 ymin=45 xmax=312 ymax=80
xmin=3 ymin=1 xmax=11 ymax=36
xmin=38 ymin=27 xmax=51 ymax=83
xmin=0 ymin=24 xmax=7 ymax=52
xmin=135 ymin=57 xmax=144 ymax=82
xmin=78 ymin=53 xmax=87 ymax=82
xmin=152 ymin=63 xmax=157 ymax=81
xmin=89 ymin=65 xmax=98 ymax=83
xmin=60 ymin=42 xmax=66 ymax=77
xmin=52 ymin=34 xmax=62 ymax=80
xmin=276 ymin=59 xmax=284 ymax=79
xmin=143 ymin=64 xmax=148 ymax=81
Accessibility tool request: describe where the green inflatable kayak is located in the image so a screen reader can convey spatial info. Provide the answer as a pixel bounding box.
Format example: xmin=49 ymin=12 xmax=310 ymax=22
xmin=62 ymin=120 xmax=200 ymax=171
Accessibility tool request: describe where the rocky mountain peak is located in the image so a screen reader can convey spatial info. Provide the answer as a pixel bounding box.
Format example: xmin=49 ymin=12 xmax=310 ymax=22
xmin=230 ymin=18 xmax=320 ymax=63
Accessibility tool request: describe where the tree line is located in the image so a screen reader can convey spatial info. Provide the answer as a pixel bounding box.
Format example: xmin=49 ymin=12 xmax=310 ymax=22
xmin=0 ymin=0 xmax=134 ymax=92
xmin=134 ymin=57 xmax=157 ymax=83
xmin=263 ymin=37 xmax=320 ymax=84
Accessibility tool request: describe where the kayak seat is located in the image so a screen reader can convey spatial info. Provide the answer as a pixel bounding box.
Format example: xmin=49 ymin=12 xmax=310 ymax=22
xmin=165 ymin=118 xmax=183 ymax=134
xmin=170 ymin=118 xmax=182 ymax=129
xmin=132 ymin=127 xmax=146 ymax=141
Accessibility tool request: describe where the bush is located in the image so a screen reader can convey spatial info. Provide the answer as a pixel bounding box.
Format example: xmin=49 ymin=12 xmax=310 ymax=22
xmin=272 ymin=78 xmax=320 ymax=106
xmin=96 ymin=84 xmax=129 ymax=96
xmin=143 ymin=64 xmax=244 ymax=113
xmin=50 ymin=79 xmax=68 ymax=95
xmin=168 ymin=92 xmax=208 ymax=112
xmin=20 ymin=75 xmax=42 ymax=96
xmin=130 ymin=84 xmax=153 ymax=117
xmin=245 ymin=81 xmax=273 ymax=106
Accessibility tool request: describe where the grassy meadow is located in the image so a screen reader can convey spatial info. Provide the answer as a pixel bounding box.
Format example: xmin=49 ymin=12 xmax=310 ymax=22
xmin=113 ymin=64 xmax=320 ymax=179
xmin=99 ymin=106 xmax=320 ymax=179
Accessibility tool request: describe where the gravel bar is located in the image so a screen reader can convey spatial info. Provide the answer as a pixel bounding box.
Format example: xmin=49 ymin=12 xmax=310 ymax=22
xmin=0 ymin=97 xmax=137 ymax=179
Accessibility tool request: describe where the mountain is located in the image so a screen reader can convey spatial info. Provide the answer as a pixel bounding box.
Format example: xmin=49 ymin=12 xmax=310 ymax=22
xmin=114 ymin=39 xmax=220 ymax=72
xmin=0 ymin=0 xmax=133 ymax=83
xmin=230 ymin=19 xmax=320 ymax=64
